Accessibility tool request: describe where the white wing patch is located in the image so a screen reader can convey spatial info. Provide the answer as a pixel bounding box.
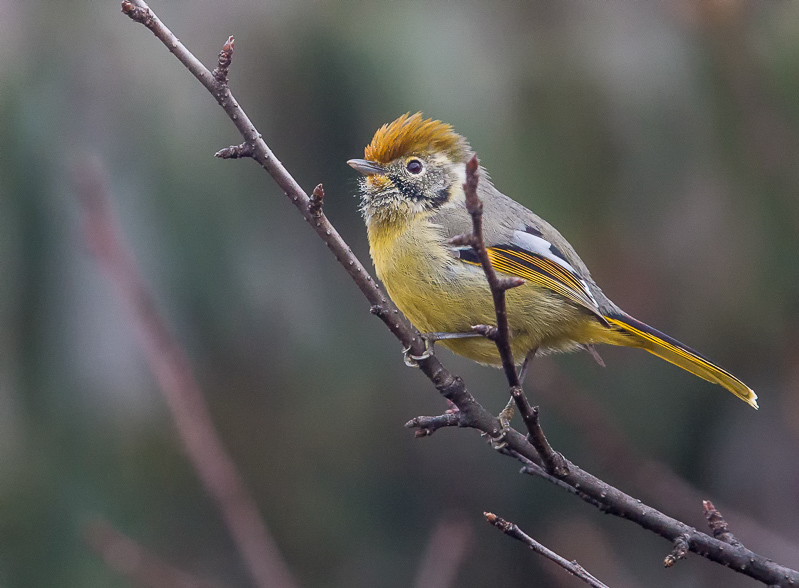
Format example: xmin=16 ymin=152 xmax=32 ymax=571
xmin=511 ymin=230 xmax=599 ymax=308
xmin=512 ymin=230 xmax=576 ymax=273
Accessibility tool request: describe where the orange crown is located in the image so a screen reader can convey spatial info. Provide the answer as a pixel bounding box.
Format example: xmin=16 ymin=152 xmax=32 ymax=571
xmin=364 ymin=113 xmax=467 ymax=164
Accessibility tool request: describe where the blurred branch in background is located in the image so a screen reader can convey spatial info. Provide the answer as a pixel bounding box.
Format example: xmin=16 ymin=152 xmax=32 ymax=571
xmin=73 ymin=158 xmax=299 ymax=588
xmin=117 ymin=0 xmax=799 ymax=585
xmin=412 ymin=516 xmax=473 ymax=588
xmin=85 ymin=519 xmax=222 ymax=588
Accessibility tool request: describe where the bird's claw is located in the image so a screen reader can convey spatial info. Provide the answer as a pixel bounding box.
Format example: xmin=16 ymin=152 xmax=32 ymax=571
xmin=488 ymin=398 xmax=516 ymax=450
xmin=403 ymin=337 xmax=434 ymax=367
xmin=402 ymin=331 xmax=483 ymax=367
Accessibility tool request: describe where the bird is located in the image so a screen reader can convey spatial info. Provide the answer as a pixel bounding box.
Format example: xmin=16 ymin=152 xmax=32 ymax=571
xmin=348 ymin=112 xmax=758 ymax=410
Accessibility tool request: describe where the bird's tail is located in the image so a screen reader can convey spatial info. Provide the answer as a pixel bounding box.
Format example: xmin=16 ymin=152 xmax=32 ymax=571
xmin=601 ymin=313 xmax=758 ymax=409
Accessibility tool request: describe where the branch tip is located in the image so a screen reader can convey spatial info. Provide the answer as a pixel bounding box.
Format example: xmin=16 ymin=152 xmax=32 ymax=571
xmin=664 ymin=534 xmax=691 ymax=568
xmin=405 ymin=413 xmax=462 ymax=436
xmin=309 ymin=184 xmax=325 ymax=216
xmin=484 ymin=512 xmax=610 ymax=588
xmin=121 ymin=1 xmax=154 ymax=26
xmin=215 ymin=142 xmax=253 ymax=159
xmin=471 ymin=324 xmax=499 ymax=341
xmin=499 ymin=276 xmax=526 ymax=291
xmin=703 ymin=500 xmax=741 ymax=546
xmin=447 ymin=234 xmax=474 ymax=248
xmin=463 ymin=155 xmax=481 ymax=214
xmin=213 ymin=35 xmax=235 ymax=85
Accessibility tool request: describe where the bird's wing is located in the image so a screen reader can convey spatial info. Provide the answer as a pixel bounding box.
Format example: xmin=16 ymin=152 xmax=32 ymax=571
xmin=431 ymin=178 xmax=612 ymax=321
xmin=453 ymin=236 xmax=606 ymax=323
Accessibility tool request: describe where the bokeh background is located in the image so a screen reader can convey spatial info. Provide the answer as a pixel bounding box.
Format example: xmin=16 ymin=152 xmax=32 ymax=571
xmin=2 ymin=0 xmax=799 ymax=586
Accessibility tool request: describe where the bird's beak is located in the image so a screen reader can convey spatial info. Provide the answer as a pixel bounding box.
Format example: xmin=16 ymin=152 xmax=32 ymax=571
xmin=347 ymin=159 xmax=386 ymax=176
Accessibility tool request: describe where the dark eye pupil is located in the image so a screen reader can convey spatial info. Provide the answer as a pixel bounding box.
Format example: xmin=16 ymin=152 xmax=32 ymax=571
xmin=407 ymin=160 xmax=423 ymax=174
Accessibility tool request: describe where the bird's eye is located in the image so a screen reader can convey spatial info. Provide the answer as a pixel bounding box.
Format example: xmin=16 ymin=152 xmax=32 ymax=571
xmin=406 ymin=159 xmax=423 ymax=175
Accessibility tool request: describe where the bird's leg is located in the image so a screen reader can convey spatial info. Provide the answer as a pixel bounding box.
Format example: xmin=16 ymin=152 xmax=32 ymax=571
xmin=518 ymin=348 xmax=537 ymax=383
xmin=491 ymin=348 xmax=538 ymax=449
xmin=402 ymin=331 xmax=483 ymax=367
xmin=584 ymin=344 xmax=606 ymax=367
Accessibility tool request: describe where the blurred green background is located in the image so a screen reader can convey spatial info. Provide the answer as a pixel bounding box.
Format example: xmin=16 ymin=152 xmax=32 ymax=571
xmin=3 ymin=0 xmax=799 ymax=586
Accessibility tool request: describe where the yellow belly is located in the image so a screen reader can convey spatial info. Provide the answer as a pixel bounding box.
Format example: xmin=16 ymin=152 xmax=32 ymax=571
xmin=368 ymin=218 xmax=603 ymax=366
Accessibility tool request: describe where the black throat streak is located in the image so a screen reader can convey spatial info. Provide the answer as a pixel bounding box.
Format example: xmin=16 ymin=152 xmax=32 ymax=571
xmin=390 ymin=174 xmax=451 ymax=210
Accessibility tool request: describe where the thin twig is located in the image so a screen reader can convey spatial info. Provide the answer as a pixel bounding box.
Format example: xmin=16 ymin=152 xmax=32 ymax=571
xmin=412 ymin=517 xmax=472 ymax=588
xmin=484 ymin=513 xmax=610 ymax=588
xmin=119 ymin=3 xmax=799 ymax=584
xmin=405 ymin=412 xmax=464 ymax=437
xmin=455 ymin=156 xmax=564 ymax=475
xmin=74 ymin=159 xmax=298 ymax=588
xmin=85 ymin=519 xmax=222 ymax=588
xmin=450 ymin=157 xmax=524 ymax=388
xmin=703 ymin=500 xmax=742 ymax=547
xmin=212 ymin=36 xmax=234 ymax=85
xmin=308 ymin=184 xmax=325 ymax=217
xmin=664 ymin=533 xmax=691 ymax=568
xmin=215 ymin=142 xmax=253 ymax=159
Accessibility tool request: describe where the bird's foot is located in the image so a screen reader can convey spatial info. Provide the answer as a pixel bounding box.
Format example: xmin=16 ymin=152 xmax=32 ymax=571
xmin=402 ymin=337 xmax=433 ymax=367
xmin=402 ymin=331 xmax=482 ymax=367
xmin=488 ymin=397 xmax=516 ymax=450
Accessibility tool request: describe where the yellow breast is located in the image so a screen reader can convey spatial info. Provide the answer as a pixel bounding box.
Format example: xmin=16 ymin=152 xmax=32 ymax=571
xmin=367 ymin=215 xmax=604 ymax=365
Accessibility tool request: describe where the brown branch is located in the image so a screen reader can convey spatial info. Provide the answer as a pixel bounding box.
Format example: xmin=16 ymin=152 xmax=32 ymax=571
xmin=484 ymin=513 xmax=610 ymax=588
xmin=74 ymin=159 xmax=298 ymax=588
xmin=85 ymin=519 xmax=222 ymax=588
xmin=118 ymin=3 xmax=799 ymax=585
xmin=455 ymin=156 xmax=564 ymax=475
xmin=451 ymin=157 xmax=524 ymax=388
xmin=412 ymin=517 xmax=472 ymax=588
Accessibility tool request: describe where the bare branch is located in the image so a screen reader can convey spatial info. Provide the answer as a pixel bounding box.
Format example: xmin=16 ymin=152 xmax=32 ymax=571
xmin=458 ymin=156 xmax=523 ymax=389
xmin=413 ymin=517 xmax=472 ymax=588
xmin=119 ymin=3 xmax=799 ymax=585
xmin=74 ymin=159 xmax=298 ymax=588
xmin=460 ymin=156 xmax=564 ymax=475
xmin=484 ymin=513 xmax=610 ymax=588
xmin=85 ymin=519 xmax=222 ymax=588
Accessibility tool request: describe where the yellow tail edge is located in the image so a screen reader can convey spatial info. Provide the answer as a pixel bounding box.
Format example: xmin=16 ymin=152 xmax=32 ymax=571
xmin=603 ymin=314 xmax=758 ymax=410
